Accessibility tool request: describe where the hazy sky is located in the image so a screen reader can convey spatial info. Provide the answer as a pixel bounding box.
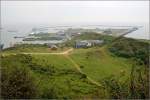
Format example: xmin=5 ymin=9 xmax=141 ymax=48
xmin=1 ymin=1 xmax=149 ymax=25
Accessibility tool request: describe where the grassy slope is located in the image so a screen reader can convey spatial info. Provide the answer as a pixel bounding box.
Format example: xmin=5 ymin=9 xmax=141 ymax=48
xmin=29 ymin=45 xmax=134 ymax=98
xmin=2 ymin=33 xmax=134 ymax=90
xmin=2 ymin=54 xmax=99 ymax=98
xmin=32 ymin=55 xmax=75 ymax=70
xmin=31 ymin=45 xmax=133 ymax=82
xmin=27 ymin=55 xmax=100 ymax=98
xmin=70 ymin=46 xmax=132 ymax=82
xmin=3 ymin=33 xmax=146 ymax=98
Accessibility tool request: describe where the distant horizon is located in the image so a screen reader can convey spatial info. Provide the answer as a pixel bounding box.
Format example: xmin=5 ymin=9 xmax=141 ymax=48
xmin=1 ymin=21 xmax=149 ymax=27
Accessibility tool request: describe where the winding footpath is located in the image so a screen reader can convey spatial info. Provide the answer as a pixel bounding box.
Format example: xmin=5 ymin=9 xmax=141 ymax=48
xmin=2 ymin=48 xmax=102 ymax=87
xmin=64 ymin=55 xmax=102 ymax=87
xmin=2 ymin=48 xmax=73 ymax=55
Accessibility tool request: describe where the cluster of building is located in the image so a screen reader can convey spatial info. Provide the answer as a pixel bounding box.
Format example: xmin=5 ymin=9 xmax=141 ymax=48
xmin=75 ymin=40 xmax=104 ymax=48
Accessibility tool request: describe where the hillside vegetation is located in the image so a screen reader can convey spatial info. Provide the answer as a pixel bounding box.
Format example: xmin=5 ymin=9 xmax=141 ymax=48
xmin=1 ymin=54 xmax=102 ymax=99
xmin=108 ymin=37 xmax=149 ymax=98
xmin=109 ymin=37 xmax=149 ymax=66
xmin=70 ymin=47 xmax=132 ymax=81
xmin=2 ymin=44 xmax=70 ymax=53
xmin=1 ymin=33 xmax=149 ymax=99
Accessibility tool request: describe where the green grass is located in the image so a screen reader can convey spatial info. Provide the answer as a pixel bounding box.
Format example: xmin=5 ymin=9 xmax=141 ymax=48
xmin=31 ymin=55 xmax=101 ymax=97
xmin=29 ymin=46 xmax=135 ymax=98
xmin=31 ymin=46 xmax=133 ymax=82
xmin=32 ymin=55 xmax=75 ymax=70
xmin=30 ymin=55 xmax=101 ymax=98
xmin=1 ymin=43 xmax=136 ymax=98
xmin=70 ymin=46 xmax=132 ymax=82
xmin=2 ymin=44 xmax=70 ymax=53
xmin=2 ymin=32 xmax=149 ymax=99
xmin=34 ymin=71 xmax=98 ymax=99
xmin=1 ymin=54 xmax=100 ymax=99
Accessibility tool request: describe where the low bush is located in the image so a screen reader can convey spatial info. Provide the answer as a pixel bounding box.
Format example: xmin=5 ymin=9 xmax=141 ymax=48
xmin=1 ymin=66 xmax=38 ymax=99
xmin=109 ymin=37 xmax=149 ymax=66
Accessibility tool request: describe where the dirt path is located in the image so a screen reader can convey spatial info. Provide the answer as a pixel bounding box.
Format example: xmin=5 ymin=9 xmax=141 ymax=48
xmin=64 ymin=55 xmax=102 ymax=87
xmin=23 ymin=48 xmax=74 ymax=55
xmin=2 ymin=47 xmax=102 ymax=87
xmin=2 ymin=48 xmax=74 ymax=55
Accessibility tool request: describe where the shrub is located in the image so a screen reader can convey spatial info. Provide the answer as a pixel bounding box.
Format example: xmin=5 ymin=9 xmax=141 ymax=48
xmin=41 ymin=85 xmax=58 ymax=99
xmin=109 ymin=38 xmax=149 ymax=66
xmin=101 ymin=62 xmax=149 ymax=99
xmin=102 ymin=76 xmax=128 ymax=99
xmin=80 ymin=65 xmax=84 ymax=68
xmin=80 ymin=73 xmax=87 ymax=79
xmin=1 ymin=66 xmax=38 ymax=99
